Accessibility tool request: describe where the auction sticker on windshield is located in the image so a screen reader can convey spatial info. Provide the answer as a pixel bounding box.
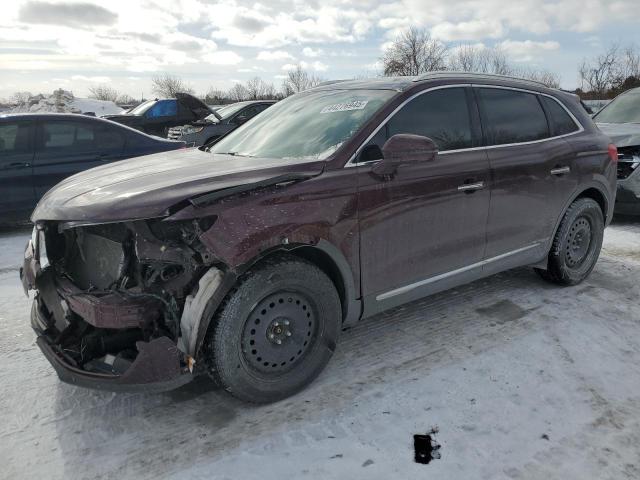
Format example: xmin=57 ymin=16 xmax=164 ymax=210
xmin=320 ymin=100 xmax=369 ymax=114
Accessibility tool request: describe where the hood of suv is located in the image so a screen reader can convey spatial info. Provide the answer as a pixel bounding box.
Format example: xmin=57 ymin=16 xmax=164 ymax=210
xmin=597 ymin=122 xmax=640 ymax=148
xmin=32 ymin=148 xmax=324 ymax=223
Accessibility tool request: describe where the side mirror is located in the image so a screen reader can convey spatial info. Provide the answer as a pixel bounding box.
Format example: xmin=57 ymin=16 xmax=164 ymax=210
xmin=372 ymin=134 xmax=438 ymax=176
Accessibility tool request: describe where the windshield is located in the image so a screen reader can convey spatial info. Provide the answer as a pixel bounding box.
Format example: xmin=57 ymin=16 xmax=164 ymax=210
xmin=128 ymin=100 xmax=156 ymax=116
xmin=205 ymin=102 xmax=249 ymax=122
xmin=594 ymin=89 xmax=640 ymax=123
xmin=210 ymin=90 xmax=394 ymax=160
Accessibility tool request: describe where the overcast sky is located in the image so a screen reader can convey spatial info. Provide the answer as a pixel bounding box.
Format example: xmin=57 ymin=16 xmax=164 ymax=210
xmin=0 ymin=0 xmax=638 ymax=99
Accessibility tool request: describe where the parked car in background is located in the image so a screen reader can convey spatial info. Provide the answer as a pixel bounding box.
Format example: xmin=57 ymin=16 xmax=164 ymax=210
xmin=103 ymin=93 xmax=212 ymax=138
xmin=168 ymin=100 xmax=276 ymax=146
xmin=583 ymin=99 xmax=611 ymax=115
xmin=0 ymin=113 xmax=185 ymax=222
xmin=594 ymin=87 xmax=640 ymax=214
xmin=22 ymin=73 xmax=616 ymax=403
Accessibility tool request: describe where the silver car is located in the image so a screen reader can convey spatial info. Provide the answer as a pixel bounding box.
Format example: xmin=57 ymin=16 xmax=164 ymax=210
xmin=168 ymin=100 xmax=276 ymax=146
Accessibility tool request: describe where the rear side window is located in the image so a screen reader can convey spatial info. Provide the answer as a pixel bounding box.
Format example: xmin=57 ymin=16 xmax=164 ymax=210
xmin=478 ymin=88 xmax=549 ymax=145
xmin=540 ymin=96 xmax=579 ymax=136
xmin=387 ymin=88 xmax=473 ymax=151
xmin=42 ymin=122 xmax=95 ymax=151
xmin=0 ymin=123 xmax=32 ymax=154
xmin=146 ymin=100 xmax=177 ymax=118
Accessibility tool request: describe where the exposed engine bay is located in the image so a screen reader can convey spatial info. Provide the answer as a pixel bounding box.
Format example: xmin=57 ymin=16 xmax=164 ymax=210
xmin=27 ymin=217 xmax=220 ymax=385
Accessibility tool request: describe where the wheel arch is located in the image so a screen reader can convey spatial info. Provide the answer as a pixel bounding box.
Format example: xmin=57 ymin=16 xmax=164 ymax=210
xmin=538 ymin=183 xmax=610 ymax=271
xmin=192 ymin=240 xmax=362 ymax=358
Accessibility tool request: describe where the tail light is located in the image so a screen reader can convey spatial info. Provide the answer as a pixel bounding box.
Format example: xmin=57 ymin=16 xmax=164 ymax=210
xmin=608 ymin=143 xmax=618 ymax=163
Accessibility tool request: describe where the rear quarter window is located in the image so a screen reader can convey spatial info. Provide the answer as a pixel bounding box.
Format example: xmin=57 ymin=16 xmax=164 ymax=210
xmin=540 ymin=96 xmax=580 ymax=136
xmin=478 ymin=88 xmax=549 ymax=145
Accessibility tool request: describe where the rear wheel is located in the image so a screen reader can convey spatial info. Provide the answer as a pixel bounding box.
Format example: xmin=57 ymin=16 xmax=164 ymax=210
xmin=205 ymin=255 xmax=341 ymax=403
xmin=535 ymin=198 xmax=604 ymax=285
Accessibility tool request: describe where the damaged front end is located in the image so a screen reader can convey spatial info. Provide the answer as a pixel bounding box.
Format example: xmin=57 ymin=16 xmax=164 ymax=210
xmin=22 ymin=217 xmax=224 ymax=392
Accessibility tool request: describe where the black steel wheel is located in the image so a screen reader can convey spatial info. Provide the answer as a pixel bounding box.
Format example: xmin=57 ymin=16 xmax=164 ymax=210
xmin=241 ymin=291 xmax=318 ymax=374
xmin=205 ymin=254 xmax=341 ymax=403
xmin=535 ymin=198 xmax=604 ymax=285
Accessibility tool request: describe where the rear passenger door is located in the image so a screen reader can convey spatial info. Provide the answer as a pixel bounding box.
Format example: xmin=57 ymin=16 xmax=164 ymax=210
xmin=357 ymin=87 xmax=491 ymax=309
xmin=476 ymin=87 xmax=578 ymax=270
xmin=0 ymin=121 xmax=36 ymax=216
xmin=33 ymin=119 xmax=125 ymax=197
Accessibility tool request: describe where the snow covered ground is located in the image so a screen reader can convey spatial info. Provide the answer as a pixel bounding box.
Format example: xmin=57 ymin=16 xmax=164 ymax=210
xmin=0 ymin=219 xmax=639 ymax=480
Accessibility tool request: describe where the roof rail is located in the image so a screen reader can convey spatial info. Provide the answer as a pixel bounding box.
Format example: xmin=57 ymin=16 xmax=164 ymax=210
xmin=313 ymin=79 xmax=350 ymax=88
xmin=412 ymin=71 xmax=551 ymax=88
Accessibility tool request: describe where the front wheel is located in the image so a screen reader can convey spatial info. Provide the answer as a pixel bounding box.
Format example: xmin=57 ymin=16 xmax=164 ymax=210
xmin=205 ymin=255 xmax=341 ymax=403
xmin=535 ymin=198 xmax=604 ymax=285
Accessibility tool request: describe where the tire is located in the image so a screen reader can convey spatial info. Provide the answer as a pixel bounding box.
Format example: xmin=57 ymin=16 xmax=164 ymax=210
xmin=205 ymin=254 xmax=341 ymax=403
xmin=535 ymin=198 xmax=604 ymax=286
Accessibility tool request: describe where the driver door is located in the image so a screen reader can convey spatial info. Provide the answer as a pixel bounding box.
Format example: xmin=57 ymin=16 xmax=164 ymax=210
xmin=356 ymin=87 xmax=491 ymax=312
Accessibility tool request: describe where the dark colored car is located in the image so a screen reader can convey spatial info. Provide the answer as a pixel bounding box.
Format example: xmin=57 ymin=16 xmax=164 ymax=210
xmin=104 ymin=93 xmax=212 ymax=137
xmin=167 ymin=100 xmax=276 ymax=146
xmin=21 ymin=73 xmax=617 ymax=402
xmin=593 ymin=87 xmax=640 ymax=214
xmin=0 ymin=113 xmax=185 ymax=222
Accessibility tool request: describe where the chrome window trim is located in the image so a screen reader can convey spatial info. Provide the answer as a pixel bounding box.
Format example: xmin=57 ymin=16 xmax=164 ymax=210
xmin=345 ymin=83 xmax=585 ymax=168
xmin=375 ymin=242 xmax=544 ymax=301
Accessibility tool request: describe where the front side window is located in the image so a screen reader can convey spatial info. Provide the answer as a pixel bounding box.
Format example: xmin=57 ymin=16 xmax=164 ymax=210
xmin=210 ymin=89 xmax=395 ymax=160
xmin=540 ymin=96 xmax=579 ymax=136
xmin=145 ymin=100 xmax=177 ymax=118
xmin=0 ymin=123 xmax=32 ymax=154
xmin=593 ymin=89 xmax=640 ymax=124
xmin=387 ymin=88 xmax=473 ymax=151
xmin=478 ymin=88 xmax=549 ymax=145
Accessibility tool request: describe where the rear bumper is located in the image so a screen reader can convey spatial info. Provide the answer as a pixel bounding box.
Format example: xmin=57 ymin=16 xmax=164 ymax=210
xmin=31 ymin=300 xmax=193 ymax=393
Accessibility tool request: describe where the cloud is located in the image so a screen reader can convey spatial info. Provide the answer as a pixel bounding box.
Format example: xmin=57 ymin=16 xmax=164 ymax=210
xmin=202 ymin=50 xmax=244 ymax=65
xmin=281 ymin=61 xmax=327 ymax=72
xmin=19 ymin=1 xmax=117 ymax=28
xmin=498 ymin=39 xmax=560 ymax=61
xmin=302 ymin=47 xmax=323 ymax=57
xmin=257 ymin=50 xmax=294 ymax=61
xmin=232 ymin=13 xmax=271 ymax=32
xmin=71 ymin=75 xmax=111 ymax=83
xmin=431 ymin=19 xmax=505 ymax=41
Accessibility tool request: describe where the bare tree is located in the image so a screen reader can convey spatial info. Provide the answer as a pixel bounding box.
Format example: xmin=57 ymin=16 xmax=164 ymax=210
xmin=151 ymin=73 xmax=194 ymax=97
xmin=514 ymin=67 xmax=561 ymax=88
xmin=116 ymin=94 xmax=138 ymax=106
xmin=579 ymin=44 xmax=620 ymax=98
xmin=10 ymin=91 xmax=33 ymax=105
xmin=381 ymin=27 xmax=448 ymax=76
xmin=448 ymin=44 xmax=511 ymax=75
xmin=88 ymin=85 xmax=119 ymax=102
xmin=281 ymin=65 xmax=323 ymax=96
xmin=227 ymin=83 xmax=249 ymax=102
xmin=204 ymin=88 xmax=227 ymax=105
xmin=245 ymin=77 xmax=277 ymax=100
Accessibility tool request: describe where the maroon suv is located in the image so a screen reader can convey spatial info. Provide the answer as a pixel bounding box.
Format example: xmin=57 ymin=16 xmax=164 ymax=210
xmin=21 ymin=73 xmax=617 ymax=403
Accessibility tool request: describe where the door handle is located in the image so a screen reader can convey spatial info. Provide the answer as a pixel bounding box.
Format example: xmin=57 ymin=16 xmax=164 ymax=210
xmin=458 ymin=181 xmax=485 ymax=193
xmin=550 ymin=166 xmax=571 ymax=176
xmin=0 ymin=162 xmax=31 ymax=170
